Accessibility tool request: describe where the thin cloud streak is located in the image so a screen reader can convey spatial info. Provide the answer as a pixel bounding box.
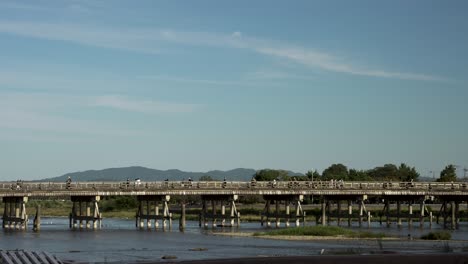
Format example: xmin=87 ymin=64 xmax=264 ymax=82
xmin=0 ymin=92 xmax=199 ymax=138
xmin=245 ymin=70 xmax=316 ymax=81
xmin=0 ymin=21 xmax=445 ymax=81
xmin=138 ymin=75 xmax=282 ymax=87
xmin=92 ymin=95 xmax=200 ymax=114
xmin=255 ymin=47 xmax=446 ymax=82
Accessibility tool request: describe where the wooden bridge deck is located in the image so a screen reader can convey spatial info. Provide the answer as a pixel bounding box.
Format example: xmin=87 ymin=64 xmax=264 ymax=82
xmin=0 ymin=181 xmax=467 ymax=198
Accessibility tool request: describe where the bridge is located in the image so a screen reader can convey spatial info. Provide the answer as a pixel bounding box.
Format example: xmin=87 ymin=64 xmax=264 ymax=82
xmin=1 ymin=181 xmax=467 ymax=231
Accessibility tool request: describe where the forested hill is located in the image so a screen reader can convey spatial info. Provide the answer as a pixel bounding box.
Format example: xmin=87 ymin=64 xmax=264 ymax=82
xmin=39 ymin=167 xmax=258 ymax=182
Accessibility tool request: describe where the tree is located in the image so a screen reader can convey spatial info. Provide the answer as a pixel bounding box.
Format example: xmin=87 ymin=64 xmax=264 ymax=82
xmin=348 ymin=169 xmax=372 ymax=181
xmin=368 ymin=164 xmax=399 ymax=181
xmin=199 ymin=175 xmax=215 ymax=181
xmin=437 ymin=165 xmax=457 ymax=182
xmin=254 ymin=169 xmax=289 ymax=181
xmin=322 ymin=164 xmax=348 ymax=180
xmin=397 ymin=163 xmax=419 ymax=182
xmin=305 ymin=169 xmax=320 ymax=181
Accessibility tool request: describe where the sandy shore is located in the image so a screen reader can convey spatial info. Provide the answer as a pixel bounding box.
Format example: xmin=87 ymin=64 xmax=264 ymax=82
xmin=212 ymin=231 xmax=401 ymax=241
xmin=209 ymin=231 xmax=468 ymax=255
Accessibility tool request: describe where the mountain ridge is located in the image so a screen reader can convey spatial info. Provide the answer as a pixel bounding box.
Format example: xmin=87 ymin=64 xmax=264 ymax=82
xmin=38 ymin=166 xmax=304 ymax=182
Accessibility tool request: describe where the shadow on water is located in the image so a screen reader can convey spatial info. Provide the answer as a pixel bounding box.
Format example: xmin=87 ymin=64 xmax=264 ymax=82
xmin=1 ymin=217 xmax=468 ymax=263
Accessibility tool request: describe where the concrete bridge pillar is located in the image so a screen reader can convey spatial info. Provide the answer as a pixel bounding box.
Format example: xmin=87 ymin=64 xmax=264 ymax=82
xmin=2 ymin=196 xmax=28 ymax=230
xmin=69 ymin=196 xmax=101 ymax=229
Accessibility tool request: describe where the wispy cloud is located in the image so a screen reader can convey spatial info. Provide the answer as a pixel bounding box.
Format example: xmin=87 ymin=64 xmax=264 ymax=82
xmin=91 ymin=95 xmax=200 ymax=114
xmin=245 ymin=70 xmax=316 ymax=81
xmin=0 ymin=21 xmax=163 ymax=54
xmin=255 ymin=47 xmax=445 ymax=81
xmin=0 ymin=1 xmax=94 ymax=14
xmin=0 ymin=21 xmax=445 ymax=81
xmin=138 ymin=74 xmax=281 ymax=87
xmin=0 ymin=92 xmax=199 ymax=140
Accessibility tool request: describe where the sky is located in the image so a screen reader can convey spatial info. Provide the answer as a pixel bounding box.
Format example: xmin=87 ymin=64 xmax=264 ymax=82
xmin=1 ymin=0 xmax=467 ymax=180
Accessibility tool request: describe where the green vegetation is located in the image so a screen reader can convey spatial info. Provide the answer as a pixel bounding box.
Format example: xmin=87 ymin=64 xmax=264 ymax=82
xmin=254 ymin=169 xmax=290 ymax=181
xmin=26 ymin=200 xmax=72 ymax=216
xmin=199 ymin=175 xmax=216 ymax=181
xmin=322 ymin=164 xmax=349 ymax=180
xmin=256 ymin=163 xmax=420 ymax=182
xmin=420 ymin=231 xmax=452 ymax=240
xmin=437 ymin=165 xmax=457 ymax=182
xmin=305 ymin=170 xmax=320 ymax=181
xmin=100 ymin=196 xmax=137 ymax=211
xmin=253 ymin=226 xmax=386 ymax=238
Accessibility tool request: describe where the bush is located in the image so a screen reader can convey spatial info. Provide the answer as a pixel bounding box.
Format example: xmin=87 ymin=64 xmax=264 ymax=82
xmin=421 ymin=231 xmax=451 ymax=240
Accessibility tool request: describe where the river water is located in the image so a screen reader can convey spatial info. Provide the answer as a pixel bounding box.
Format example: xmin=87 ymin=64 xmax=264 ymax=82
xmin=1 ymin=218 xmax=468 ymax=263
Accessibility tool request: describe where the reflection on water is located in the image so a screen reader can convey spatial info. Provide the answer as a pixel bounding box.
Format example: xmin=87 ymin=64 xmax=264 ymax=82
xmin=1 ymin=217 xmax=468 ymax=263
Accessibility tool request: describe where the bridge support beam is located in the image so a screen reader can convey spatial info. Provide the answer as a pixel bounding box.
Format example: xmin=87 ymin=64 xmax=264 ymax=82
xmin=261 ymin=195 xmax=304 ymax=228
xmin=179 ymin=202 xmax=186 ymax=231
xmin=380 ymin=196 xmax=426 ymax=228
xmin=199 ymin=195 xmax=239 ymax=228
xmin=69 ymin=196 xmax=102 ymax=229
xmin=437 ymin=197 xmax=461 ymax=230
xmin=2 ymin=197 xmax=28 ymax=230
xmin=136 ymin=195 xmax=171 ymax=230
xmin=33 ymin=205 xmax=40 ymax=231
xmin=320 ymin=195 xmax=368 ymax=227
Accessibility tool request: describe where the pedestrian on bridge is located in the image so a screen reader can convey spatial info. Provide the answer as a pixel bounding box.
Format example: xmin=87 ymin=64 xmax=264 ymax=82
xmin=66 ymin=176 xmax=72 ymax=190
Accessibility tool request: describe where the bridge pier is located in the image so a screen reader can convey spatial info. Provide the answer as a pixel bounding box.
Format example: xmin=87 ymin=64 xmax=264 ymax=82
xmin=357 ymin=197 xmax=369 ymax=227
xmin=179 ymin=202 xmax=186 ymax=231
xmin=261 ymin=195 xmax=304 ymax=228
xmin=33 ymin=205 xmax=40 ymax=231
xmin=320 ymin=195 xmax=368 ymax=227
xmin=199 ymin=195 xmax=239 ymax=228
xmin=69 ymin=196 xmax=102 ymax=229
xmin=380 ymin=196 xmax=427 ymax=228
xmin=437 ymin=198 xmax=461 ymax=230
xmin=136 ymin=195 xmax=172 ymax=230
xmin=2 ymin=197 xmax=28 ymax=230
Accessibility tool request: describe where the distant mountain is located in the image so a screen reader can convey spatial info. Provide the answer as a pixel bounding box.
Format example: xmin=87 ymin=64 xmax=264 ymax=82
xmin=39 ymin=166 xmax=257 ymax=182
xmin=39 ymin=167 xmax=305 ymax=182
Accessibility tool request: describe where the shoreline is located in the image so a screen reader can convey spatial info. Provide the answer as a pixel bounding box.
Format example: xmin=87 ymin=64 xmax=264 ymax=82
xmin=211 ymin=231 xmax=403 ymax=241
xmin=212 ymin=230 xmax=468 ymax=242
xmin=156 ymin=254 xmax=468 ymax=264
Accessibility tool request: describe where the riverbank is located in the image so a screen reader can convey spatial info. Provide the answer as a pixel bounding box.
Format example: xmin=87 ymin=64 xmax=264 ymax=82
xmin=158 ymin=254 xmax=468 ymax=264
xmin=210 ymin=229 xmax=468 ymax=257
xmin=212 ymin=231 xmax=400 ymax=241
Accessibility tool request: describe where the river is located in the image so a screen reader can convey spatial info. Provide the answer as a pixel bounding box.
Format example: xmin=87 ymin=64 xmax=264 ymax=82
xmin=1 ymin=218 xmax=468 ymax=263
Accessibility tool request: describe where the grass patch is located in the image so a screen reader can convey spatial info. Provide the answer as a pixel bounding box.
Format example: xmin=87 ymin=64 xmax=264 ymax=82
xmin=253 ymin=226 xmax=386 ymax=238
xmin=420 ymin=231 xmax=451 ymax=240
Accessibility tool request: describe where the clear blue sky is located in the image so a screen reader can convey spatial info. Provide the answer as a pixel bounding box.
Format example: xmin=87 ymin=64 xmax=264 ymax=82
xmin=1 ymin=0 xmax=467 ymax=180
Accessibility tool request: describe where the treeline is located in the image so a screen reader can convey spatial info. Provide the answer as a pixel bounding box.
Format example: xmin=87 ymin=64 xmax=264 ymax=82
xmin=254 ymin=164 xmax=459 ymax=182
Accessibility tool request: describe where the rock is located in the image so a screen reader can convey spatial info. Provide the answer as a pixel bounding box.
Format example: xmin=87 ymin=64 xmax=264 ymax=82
xmin=189 ymin=248 xmax=208 ymax=251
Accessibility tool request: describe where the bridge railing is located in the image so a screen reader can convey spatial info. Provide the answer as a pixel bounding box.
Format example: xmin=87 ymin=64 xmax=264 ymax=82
xmin=0 ymin=181 xmax=467 ymax=193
